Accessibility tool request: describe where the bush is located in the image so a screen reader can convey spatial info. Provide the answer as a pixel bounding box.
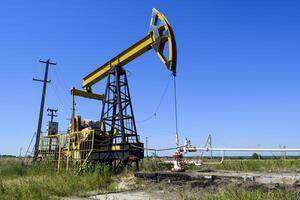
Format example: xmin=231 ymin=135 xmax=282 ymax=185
xmin=252 ymin=153 xmax=262 ymax=160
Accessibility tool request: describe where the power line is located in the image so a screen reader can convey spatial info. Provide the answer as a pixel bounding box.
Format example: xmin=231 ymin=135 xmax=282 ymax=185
xmin=54 ymin=67 xmax=70 ymax=92
xmin=51 ymin=81 xmax=69 ymax=108
xmin=137 ymin=74 xmax=172 ymax=123
xmin=53 ymin=68 xmax=71 ymax=103
xmin=47 ymin=67 xmax=71 ymax=110
xmin=24 ymin=132 xmax=36 ymax=158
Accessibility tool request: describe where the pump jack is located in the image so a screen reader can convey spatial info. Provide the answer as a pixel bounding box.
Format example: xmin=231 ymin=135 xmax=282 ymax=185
xmin=70 ymin=8 xmax=177 ymax=168
xmin=37 ymin=8 xmax=177 ymax=170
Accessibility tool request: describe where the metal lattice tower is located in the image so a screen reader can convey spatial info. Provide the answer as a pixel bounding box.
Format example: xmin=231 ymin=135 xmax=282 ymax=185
xmin=100 ymin=66 xmax=140 ymax=145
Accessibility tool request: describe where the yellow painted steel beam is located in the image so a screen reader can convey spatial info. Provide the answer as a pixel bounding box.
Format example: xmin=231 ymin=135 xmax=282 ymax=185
xmin=82 ymin=8 xmax=177 ymax=90
xmin=83 ymin=34 xmax=154 ymax=90
xmin=71 ymin=87 xmax=104 ymax=101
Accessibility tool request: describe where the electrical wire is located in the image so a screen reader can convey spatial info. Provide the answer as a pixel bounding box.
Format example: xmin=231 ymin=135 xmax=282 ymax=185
xmin=49 ymin=85 xmax=67 ymax=110
xmin=46 ymin=68 xmax=71 ymax=116
xmin=136 ymin=74 xmax=172 ymax=123
xmin=125 ymin=69 xmax=132 ymax=77
xmin=136 ymin=113 xmax=157 ymax=123
xmin=52 ymin=70 xmax=70 ymax=107
xmin=54 ymin=67 xmax=70 ymax=93
xmin=24 ymin=132 xmax=36 ymax=157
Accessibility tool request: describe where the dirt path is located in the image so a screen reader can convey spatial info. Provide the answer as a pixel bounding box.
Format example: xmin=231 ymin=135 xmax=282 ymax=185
xmin=68 ymin=190 xmax=178 ymax=200
xmin=89 ymin=190 xmax=170 ymax=200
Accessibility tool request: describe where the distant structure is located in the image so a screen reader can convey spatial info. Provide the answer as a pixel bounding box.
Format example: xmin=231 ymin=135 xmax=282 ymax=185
xmin=46 ymin=108 xmax=59 ymax=135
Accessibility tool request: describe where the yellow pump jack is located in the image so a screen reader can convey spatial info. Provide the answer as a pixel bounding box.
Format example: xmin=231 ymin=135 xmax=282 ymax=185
xmin=68 ymin=8 xmax=177 ymax=168
xmin=38 ymin=8 xmax=177 ymax=170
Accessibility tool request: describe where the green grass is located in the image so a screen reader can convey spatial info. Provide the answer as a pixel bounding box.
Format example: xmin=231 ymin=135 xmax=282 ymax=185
xmin=0 ymin=158 xmax=117 ymax=200
xmin=138 ymin=157 xmax=300 ymax=172
xmin=187 ymin=159 xmax=300 ymax=172
xmin=182 ymin=186 xmax=300 ymax=200
xmin=2 ymin=158 xmax=300 ymax=199
xmin=139 ymin=157 xmax=171 ymax=171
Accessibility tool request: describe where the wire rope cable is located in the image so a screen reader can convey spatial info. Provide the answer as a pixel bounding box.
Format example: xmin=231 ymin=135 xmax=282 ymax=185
xmin=173 ymin=75 xmax=179 ymax=146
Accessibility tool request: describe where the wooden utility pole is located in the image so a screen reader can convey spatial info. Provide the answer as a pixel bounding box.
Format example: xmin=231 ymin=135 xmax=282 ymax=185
xmin=47 ymin=108 xmax=58 ymax=122
xmin=33 ymin=59 xmax=56 ymax=160
xmin=146 ymin=136 xmax=148 ymax=158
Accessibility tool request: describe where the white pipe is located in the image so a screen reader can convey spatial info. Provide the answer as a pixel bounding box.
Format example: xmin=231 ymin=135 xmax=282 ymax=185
xmin=193 ymin=147 xmax=300 ymax=152
xmin=203 ymin=150 xmax=224 ymax=165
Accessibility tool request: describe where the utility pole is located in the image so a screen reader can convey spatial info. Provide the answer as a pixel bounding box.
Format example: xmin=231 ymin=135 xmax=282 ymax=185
xmin=208 ymin=134 xmax=213 ymax=160
xmin=283 ymin=145 xmax=287 ymax=160
xmin=71 ymin=90 xmax=76 ymax=132
xmin=33 ymin=59 xmax=56 ymax=160
xmin=47 ymin=108 xmax=58 ymax=123
xmin=146 ymin=136 xmax=148 ymax=158
xmin=47 ymin=108 xmax=58 ymax=152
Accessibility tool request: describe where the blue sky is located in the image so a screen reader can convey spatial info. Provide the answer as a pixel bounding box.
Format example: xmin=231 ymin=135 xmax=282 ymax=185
xmin=1 ymin=0 xmax=300 ymax=156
